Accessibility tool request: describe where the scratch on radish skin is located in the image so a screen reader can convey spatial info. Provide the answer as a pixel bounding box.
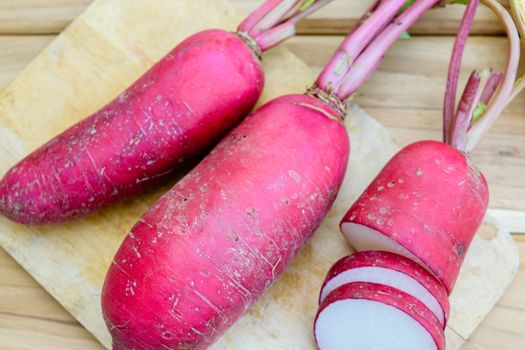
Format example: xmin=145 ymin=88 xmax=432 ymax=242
xmin=111 ymin=260 xmax=132 ymax=279
xmin=288 ymin=170 xmax=301 ymax=183
xmin=192 ymin=289 xmax=229 ymax=324
xmin=271 ymin=257 xmax=282 ymax=279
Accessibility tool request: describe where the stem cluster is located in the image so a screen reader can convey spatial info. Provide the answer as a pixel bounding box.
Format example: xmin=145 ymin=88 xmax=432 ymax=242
xmin=316 ymin=0 xmax=441 ymax=101
xmin=444 ymin=0 xmax=522 ymax=154
xmin=238 ymin=0 xmax=333 ymax=52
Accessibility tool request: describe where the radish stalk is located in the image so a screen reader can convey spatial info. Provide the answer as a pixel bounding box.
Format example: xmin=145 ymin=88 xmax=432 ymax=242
xmin=510 ymin=0 xmax=525 ymax=38
xmin=461 ymin=0 xmax=520 ymax=152
xmin=336 ymin=0 xmax=441 ymax=99
xmin=479 ymin=72 xmax=504 ymax=107
xmin=509 ymin=0 xmax=525 ymax=101
xmin=443 ymin=0 xmax=480 ymax=144
xmin=238 ymin=0 xmax=334 ymax=51
xmin=444 ymin=0 xmax=521 ymax=153
xmin=316 ymin=0 xmax=408 ymax=92
xmin=450 ymin=69 xmax=485 ymax=152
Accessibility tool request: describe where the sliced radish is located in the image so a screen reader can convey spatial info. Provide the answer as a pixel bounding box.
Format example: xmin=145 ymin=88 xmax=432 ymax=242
xmin=319 ymin=251 xmax=449 ymax=326
xmin=339 ymin=141 xmax=488 ymax=293
xmin=314 ymin=282 xmax=446 ymax=350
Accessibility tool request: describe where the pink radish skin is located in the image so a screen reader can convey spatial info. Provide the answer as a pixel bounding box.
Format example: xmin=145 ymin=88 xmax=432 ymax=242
xmin=102 ymin=94 xmax=350 ymax=350
xmin=315 ymin=282 xmax=446 ymax=350
xmin=340 ymin=140 xmax=488 ymax=293
xmin=0 ymin=29 xmax=263 ymax=224
xmin=319 ymin=251 xmax=449 ymax=326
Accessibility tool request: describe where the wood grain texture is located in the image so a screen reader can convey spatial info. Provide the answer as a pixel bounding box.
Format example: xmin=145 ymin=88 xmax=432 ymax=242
xmin=0 ymin=0 xmax=511 ymax=35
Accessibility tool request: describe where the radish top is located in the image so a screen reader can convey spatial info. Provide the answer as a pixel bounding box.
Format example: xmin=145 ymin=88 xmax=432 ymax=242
xmin=444 ymin=0 xmax=522 ymax=154
xmin=237 ymin=0 xmax=334 ymax=53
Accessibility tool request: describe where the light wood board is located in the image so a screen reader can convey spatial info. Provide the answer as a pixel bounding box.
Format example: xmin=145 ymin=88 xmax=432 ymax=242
xmin=0 ymin=0 xmax=510 ymax=35
xmin=0 ymin=0 xmax=519 ymax=349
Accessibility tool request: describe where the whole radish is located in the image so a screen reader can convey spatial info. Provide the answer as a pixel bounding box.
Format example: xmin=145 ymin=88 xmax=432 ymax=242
xmin=103 ymin=95 xmax=349 ymax=350
xmin=0 ymin=0 xmax=332 ymax=225
xmin=102 ymin=1 xmax=440 ymax=349
xmin=341 ymin=0 xmax=521 ymax=293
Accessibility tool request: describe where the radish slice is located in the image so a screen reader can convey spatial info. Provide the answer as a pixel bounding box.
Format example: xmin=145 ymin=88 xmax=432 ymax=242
xmin=319 ymin=251 xmax=449 ymax=326
xmin=315 ymin=282 xmax=446 ymax=350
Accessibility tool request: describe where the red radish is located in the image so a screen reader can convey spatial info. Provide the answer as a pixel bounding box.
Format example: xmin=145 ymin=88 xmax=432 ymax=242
xmin=102 ymin=1 xmax=439 ymax=349
xmin=341 ymin=0 xmax=521 ymax=293
xmin=0 ymin=0 xmax=332 ymax=225
xmin=103 ymin=95 xmax=349 ymax=350
xmin=314 ymin=282 xmax=445 ymax=350
xmin=319 ymin=251 xmax=449 ymax=326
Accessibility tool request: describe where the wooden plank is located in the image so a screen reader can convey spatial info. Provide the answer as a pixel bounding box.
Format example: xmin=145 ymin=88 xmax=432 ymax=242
xmin=0 ymin=36 xmax=53 ymax=89
xmin=0 ymin=1 xmax=519 ymax=349
xmin=0 ymin=247 xmax=103 ymax=350
xmin=0 ymin=0 xmax=510 ymax=35
xmin=0 ymin=0 xmax=90 ymax=34
xmin=462 ymin=235 xmax=525 ymax=350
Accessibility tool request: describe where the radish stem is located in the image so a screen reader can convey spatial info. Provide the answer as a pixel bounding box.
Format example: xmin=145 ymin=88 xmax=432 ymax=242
xmin=443 ymin=0 xmax=479 ymax=144
xmin=466 ymin=0 xmax=521 ymax=152
xmin=255 ymin=0 xmax=333 ymax=50
xmin=238 ymin=0 xmax=334 ymax=52
xmin=509 ymin=0 xmax=525 ymax=102
xmin=238 ymin=0 xmax=283 ymax=35
xmin=316 ymin=0 xmax=408 ymax=92
xmin=336 ymin=0 xmax=440 ymax=100
xmin=450 ymin=70 xmax=482 ymax=153
xmin=479 ymin=72 xmax=504 ymax=106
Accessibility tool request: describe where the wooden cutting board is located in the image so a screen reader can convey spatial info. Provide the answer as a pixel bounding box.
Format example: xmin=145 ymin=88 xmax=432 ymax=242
xmin=0 ymin=0 xmax=519 ymax=349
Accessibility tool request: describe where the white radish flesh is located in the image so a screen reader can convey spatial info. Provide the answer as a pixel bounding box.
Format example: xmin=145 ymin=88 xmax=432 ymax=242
xmin=315 ymin=282 xmax=445 ymax=350
xmin=341 ymin=222 xmax=422 ymax=262
xmin=319 ymin=266 xmax=445 ymax=325
xmin=315 ymin=299 xmax=437 ymax=350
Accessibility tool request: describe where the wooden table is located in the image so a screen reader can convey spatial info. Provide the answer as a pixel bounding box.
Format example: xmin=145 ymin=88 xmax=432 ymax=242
xmin=0 ymin=1 xmax=524 ymax=349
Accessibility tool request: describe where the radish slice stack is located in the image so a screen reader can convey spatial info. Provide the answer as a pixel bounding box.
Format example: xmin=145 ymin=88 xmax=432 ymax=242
xmin=314 ymin=251 xmax=448 ymax=350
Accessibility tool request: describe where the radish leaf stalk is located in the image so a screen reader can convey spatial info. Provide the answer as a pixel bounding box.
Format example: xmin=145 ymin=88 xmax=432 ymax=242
xmin=444 ymin=0 xmax=521 ymax=153
xmin=238 ymin=0 xmax=334 ymax=51
xmin=509 ymin=0 xmax=525 ymax=101
xmin=443 ymin=0 xmax=480 ymax=144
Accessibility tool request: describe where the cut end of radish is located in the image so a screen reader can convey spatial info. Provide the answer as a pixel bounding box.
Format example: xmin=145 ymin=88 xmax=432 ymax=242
xmin=315 ymin=282 xmax=445 ymax=350
xmin=340 ymin=222 xmax=437 ymax=274
xmin=315 ymin=299 xmax=438 ymax=350
xmin=341 ymin=222 xmax=416 ymax=260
